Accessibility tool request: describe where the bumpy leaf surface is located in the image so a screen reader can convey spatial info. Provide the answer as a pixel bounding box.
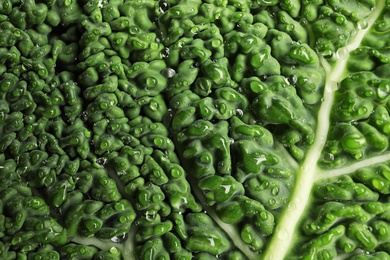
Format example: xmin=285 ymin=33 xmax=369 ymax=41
xmin=0 ymin=0 xmax=390 ymax=259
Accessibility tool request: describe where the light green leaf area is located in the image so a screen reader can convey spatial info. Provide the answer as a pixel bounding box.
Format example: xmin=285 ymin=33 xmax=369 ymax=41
xmin=1 ymin=0 xmax=390 ymax=259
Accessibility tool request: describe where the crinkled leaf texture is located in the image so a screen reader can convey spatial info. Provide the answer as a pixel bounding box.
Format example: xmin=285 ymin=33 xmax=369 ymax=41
xmin=1 ymin=0 xmax=390 ymax=259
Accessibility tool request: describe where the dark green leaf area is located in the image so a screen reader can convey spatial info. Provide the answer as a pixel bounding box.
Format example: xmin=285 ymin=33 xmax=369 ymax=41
xmin=333 ymin=72 xmax=390 ymax=123
xmin=311 ymin=7 xmax=357 ymax=55
xmin=169 ymin=88 xmax=248 ymax=132
xmin=64 ymin=197 xmax=135 ymax=240
xmin=251 ymin=75 xmax=314 ymax=136
xmin=216 ymin=195 xmax=275 ymax=252
xmin=0 ymin=181 xmax=67 ymax=253
xmin=323 ymin=73 xmax=390 ymax=167
xmin=60 ymin=243 xmax=99 ymax=259
xmin=348 ymin=47 xmax=390 ymax=73
xmin=21 ymin=245 xmax=61 ymax=260
xmin=230 ymin=118 xmax=294 ymax=211
xmin=106 ymin=116 xmax=202 ymax=215
xmin=1 ymin=0 xmax=388 ymax=259
xmin=354 ymin=165 xmax=390 ymax=195
xmin=323 ymin=121 xmax=387 ymax=165
xmin=60 ymin=243 xmax=123 ymax=260
xmin=170 ymin=114 xmax=293 ymax=252
xmin=289 ymin=171 xmax=390 ymax=259
xmin=158 ymin=0 xmax=227 ymax=47
xmin=164 ymin=4 xmax=325 ymax=163
xmin=134 ymin=212 xmax=246 ymax=259
xmin=250 ymin=75 xmax=316 ymax=160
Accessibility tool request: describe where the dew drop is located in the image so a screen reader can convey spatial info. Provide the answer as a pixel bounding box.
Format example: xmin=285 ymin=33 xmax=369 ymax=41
xmin=271 ymin=187 xmax=279 ymax=195
xmin=96 ymin=157 xmax=107 ymax=167
xmin=153 ymin=137 xmax=165 ymax=146
xmin=288 ymin=202 xmax=296 ymax=209
xmin=218 ymin=161 xmax=225 ymax=168
xmin=159 ymin=0 xmax=169 ymax=13
xmin=323 ymin=153 xmax=334 ymax=162
xmin=161 ymin=47 xmax=170 ymax=58
xmin=335 ymin=47 xmax=348 ymax=59
xmin=161 ymin=67 xmax=176 ymax=78
xmin=235 ymin=109 xmax=244 ymax=117
xmin=259 ymin=211 xmax=268 ymax=220
xmin=287 ymin=75 xmax=297 ymax=85
xmin=358 ymin=106 xmax=368 ymax=115
xmin=171 ymin=168 xmax=182 ymax=178
xmin=268 ymin=198 xmax=276 ymax=205
xmin=111 ymin=234 xmax=127 ymax=243
xmin=146 ymin=77 xmax=157 ymax=87
xmin=80 ymin=111 xmax=88 ymax=122
xmin=335 ymin=16 xmax=345 ymax=24
xmin=357 ymin=20 xmax=368 ymax=30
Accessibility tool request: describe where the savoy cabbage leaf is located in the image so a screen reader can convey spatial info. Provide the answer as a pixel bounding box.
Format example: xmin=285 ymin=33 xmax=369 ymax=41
xmin=0 ymin=0 xmax=390 ymax=259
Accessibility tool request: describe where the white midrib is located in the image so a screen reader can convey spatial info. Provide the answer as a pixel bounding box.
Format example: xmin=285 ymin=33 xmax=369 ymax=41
xmin=262 ymin=2 xmax=386 ymax=259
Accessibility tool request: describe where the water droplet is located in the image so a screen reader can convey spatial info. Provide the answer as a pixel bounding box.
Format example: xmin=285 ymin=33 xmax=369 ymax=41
xmin=146 ymin=77 xmax=157 ymax=87
xmin=218 ymin=161 xmax=225 ymax=168
xmin=96 ymin=157 xmax=107 ymax=167
xmin=260 ymin=211 xmax=268 ymax=220
xmin=161 ymin=47 xmax=170 ymax=58
xmin=358 ymin=106 xmax=368 ymax=115
xmin=355 ymin=19 xmax=367 ymax=30
xmin=335 ymin=47 xmax=348 ymax=59
xmin=171 ymin=168 xmax=182 ymax=178
xmin=153 ymin=137 xmax=165 ymax=146
xmin=200 ymin=154 xmax=211 ymax=163
xmin=80 ymin=111 xmax=88 ymax=122
xmin=271 ymin=187 xmax=279 ymax=195
xmin=268 ymin=198 xmax=276 ymax=205
xmin=161 ymin=67 xmax=176 ymax=78
xmin=335 ymin=16 xmax=345 ymax=24
xmin=323 ymin=153 xmax=334 ymax=161
xmin=159 ymin=0 xmax=169 ymax=13
xmin=255 ymin=154 xmax=267 ymax=165
xmin=235 ymin=109 xmax=244 ymax=117
xmin=111 ymin=234 xmax=127 ymax=243
xmin=286 ymin=24 xmax=294 ymax=31
xmin=288 ymin=202 xmax=296 ymax=209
